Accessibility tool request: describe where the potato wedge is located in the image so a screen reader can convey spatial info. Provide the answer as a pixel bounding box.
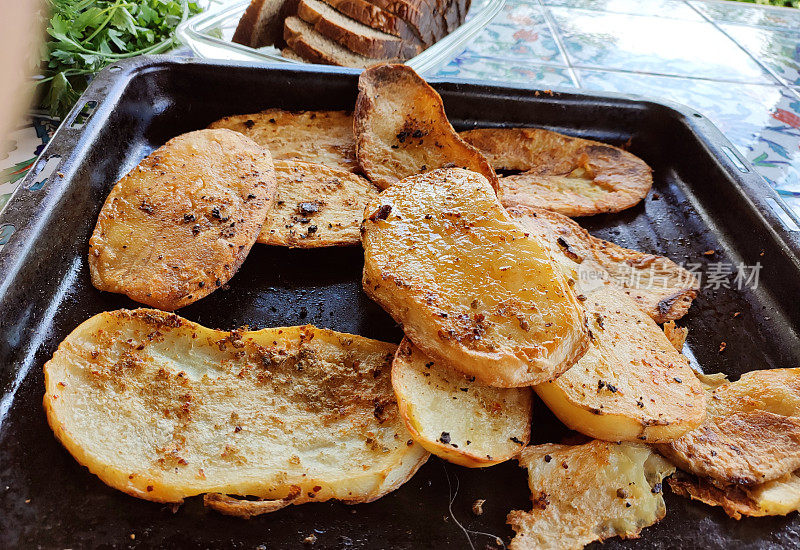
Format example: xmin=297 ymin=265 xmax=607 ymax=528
xmin=460 ymin=128 xmax=652 ymax=217
xmin=259 ymin=160 xmax=380 ymax=247
xmin=44 ymin=309 xmax=428 ymax=514
xmin=657 ymin=368 xmax=800 ymax=485
xmin=354 ymin=64 xmax=498 ymax=190
xmin=88 ymin=129 xmax=276 ymax=310
xmin=508 ymin=441 xmax=675 ymax=550
xmin=509 ymin=206 xmax=698 ymax=323
xmin=208 ymin=109 xmax=359 ymax=173
xmin=392 ymin=338 xmax=532 ymax=468
xmin=535 ymin=285 xmax=706 ymax=443
xmin=362 ymin=168 xmax=589 ymax=387
xmin=669 ymin=471 xmax=800 ymax=520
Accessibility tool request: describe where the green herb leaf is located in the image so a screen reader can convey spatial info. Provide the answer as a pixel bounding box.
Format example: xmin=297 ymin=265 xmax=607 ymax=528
xmin=37 ymin=0 xmax=202 ymax=119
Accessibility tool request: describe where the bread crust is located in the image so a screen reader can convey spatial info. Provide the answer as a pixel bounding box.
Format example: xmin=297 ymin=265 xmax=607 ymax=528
xmin=297 ymin=0 xmax=421 ymax=59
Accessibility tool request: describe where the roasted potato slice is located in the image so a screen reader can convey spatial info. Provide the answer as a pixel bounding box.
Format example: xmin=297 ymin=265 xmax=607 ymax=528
xmin=508 ymin=441 xmax=675 ymax=550
xmin=535 ymin=285 xmax=706 ymax=443
xmin=354 ymin=64 xmax=498 ymax=190
xmin=509 ymin=206 xmax=698 ymax=323
xmin=259 ymin=160 xmax=379 ymax=247
xmin=208 ymin=109 xmax=359 ymax=172
xmin=391 ymin=338 xmax=532 ymax=468
xmin=44 ymin=309 xmax=428 ymax=514
xmin=362 ymin=168 xmax=589 ymax=387
xmin=658 ymin=368 xmax=800 ymax=485
xmin=669 ymin=471 xmax=800 ymax=520
xmin=88 ymin=129 xmax=276 ymax=310
xmin=461 ymin=128 xmax=652 ymax=217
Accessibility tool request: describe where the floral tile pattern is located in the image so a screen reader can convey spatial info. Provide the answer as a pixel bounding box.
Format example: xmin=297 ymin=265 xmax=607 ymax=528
xmin=549 ymin=7 xmax=776 ymax=83
xmin=465 ymin=3 xmax=566 ymax=64
xmin=436 ymin=54 xmax=577 ymax=87
xmin=543 ymin=0 xmax=704 ymax=20
xmin=722 ymin=24 xmax=800 ymax=87
xmin=690 ymin=0 xmax=800 ymax=30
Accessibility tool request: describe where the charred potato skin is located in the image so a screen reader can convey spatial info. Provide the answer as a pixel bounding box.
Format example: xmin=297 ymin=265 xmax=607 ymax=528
xmin=658 ymin=368 xmax=800 ymax=486
xmin=354 ymin=64 xmax=499 ymax=191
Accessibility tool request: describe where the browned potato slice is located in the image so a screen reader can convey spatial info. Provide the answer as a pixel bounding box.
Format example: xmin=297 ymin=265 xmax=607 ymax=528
xmin=657 ymin=368 xmax=800 ymax=485
xmin=669 ymin=471 xmax=800 ymax=520
xmin=362 ymin=168 xmax=589 ymax=387
xmin=259 ymin=160 xmax=380 ymax=247
xmin=392 ymin=338 xmax=532 ymax=468
xmin=354 ymin=64 xmax=498 ymax=191
xmin=535 ymin=285 xmax=706 ymax=443
xmin=43 ymin=309 xmax=428 ymax=514
xmin=88 ymin=129 xmax=276 ymax=311
xmin=663 ymin=321 xmax=688 ymax=352
xmin=461 ymin=128 xmax=652 ymax=217
xmin=509 ymin=206 xmax=698 ymax=323
xmin=508 ymin=441 xmax=675 ymax=550
xmin=208 ymin=109 xmax=359 ymax=173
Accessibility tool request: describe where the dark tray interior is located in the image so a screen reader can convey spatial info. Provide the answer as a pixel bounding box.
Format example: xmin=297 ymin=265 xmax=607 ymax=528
xmin=1 ymin=58 xmax=800 ymax=549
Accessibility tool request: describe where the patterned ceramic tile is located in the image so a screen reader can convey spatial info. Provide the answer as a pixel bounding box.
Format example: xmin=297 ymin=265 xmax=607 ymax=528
xmin=542 ymin=0 xmax=704 ymax=20
xmin=436 ymin=54 xmax=578 ymax=87
xmin=550 ymin=7 xmax=776 ymax=83
xmin=0 ymin=119 xmax=56 ymax=215
xmin=722 ymin=24 xmax=800 ymax=87
xmin=576 ymin=69 xmax=800 ymax=212
xmin=690 ymin=0 xmax=800 ymax=30
xmin=466 ymin=3 xmax=566 ymax=64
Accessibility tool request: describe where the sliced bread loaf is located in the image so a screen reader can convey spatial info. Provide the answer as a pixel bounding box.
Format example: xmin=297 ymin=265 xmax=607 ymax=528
xmin=320 ymin=0 xmax=426 ymax=45
xmin=297 ymin=0 xmax=421 ymax=59
xmin=233 ymin=0 xmax=300 ymax=48
xmin=363 ymin=0 xmax=449 ymax=45
xmin=284 ymin=16 xmax=400 ymax=68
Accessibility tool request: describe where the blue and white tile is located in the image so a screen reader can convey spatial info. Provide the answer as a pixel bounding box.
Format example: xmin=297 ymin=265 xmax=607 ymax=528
xmin=690 ymin=0 xmax=800 ymax=30
xmin=543 ymin=0 xmax=704 ymax=20
xmin=549 ymin=8 xmax=776 ymax=83
xmin=467 ymin=4 xmax=566 ymax=64
xmin=437 ymin=54 xmax=578 ymax=87
xmin=722 ymin=24 xmax=800 ymax=87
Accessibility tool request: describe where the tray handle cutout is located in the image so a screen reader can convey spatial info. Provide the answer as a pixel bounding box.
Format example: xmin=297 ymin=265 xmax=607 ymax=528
xmin=722 ymin=146 xmax=750 ymax=174
xmin=24 ymin=155 xmax=61 ymax=192
xmin=68 ymin=100 xmax=98 ymax=130
xmin=765 ymin=197 xmax=800 ymax=232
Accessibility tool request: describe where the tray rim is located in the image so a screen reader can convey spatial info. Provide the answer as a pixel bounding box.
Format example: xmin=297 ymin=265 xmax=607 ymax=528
xmin=1 ymin=55 xmax=799 ymax=306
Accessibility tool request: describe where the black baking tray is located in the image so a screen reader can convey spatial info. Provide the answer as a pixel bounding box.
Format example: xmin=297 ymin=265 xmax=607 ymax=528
xmin=1 ymin=57 xmax=800 ymax=549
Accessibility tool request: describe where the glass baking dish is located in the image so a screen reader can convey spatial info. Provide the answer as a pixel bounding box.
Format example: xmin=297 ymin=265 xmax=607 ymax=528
xmin=176 ymin=0 xmax=505 ymax=75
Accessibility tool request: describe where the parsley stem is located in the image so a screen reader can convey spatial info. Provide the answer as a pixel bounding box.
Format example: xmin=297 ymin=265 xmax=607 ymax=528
xmin=82 ymin=0 xmax=126 ymax=45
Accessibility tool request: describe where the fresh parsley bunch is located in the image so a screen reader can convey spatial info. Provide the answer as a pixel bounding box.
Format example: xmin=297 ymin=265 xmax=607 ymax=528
xmin=38 ymin=0 xmax=201 ymax=119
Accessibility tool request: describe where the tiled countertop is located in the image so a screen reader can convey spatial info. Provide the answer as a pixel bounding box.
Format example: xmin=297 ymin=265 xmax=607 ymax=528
xmin=435 ymin=0 xmax=800 ymax=223
xmin=2 ymin=0 xmax=800 ymax=241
